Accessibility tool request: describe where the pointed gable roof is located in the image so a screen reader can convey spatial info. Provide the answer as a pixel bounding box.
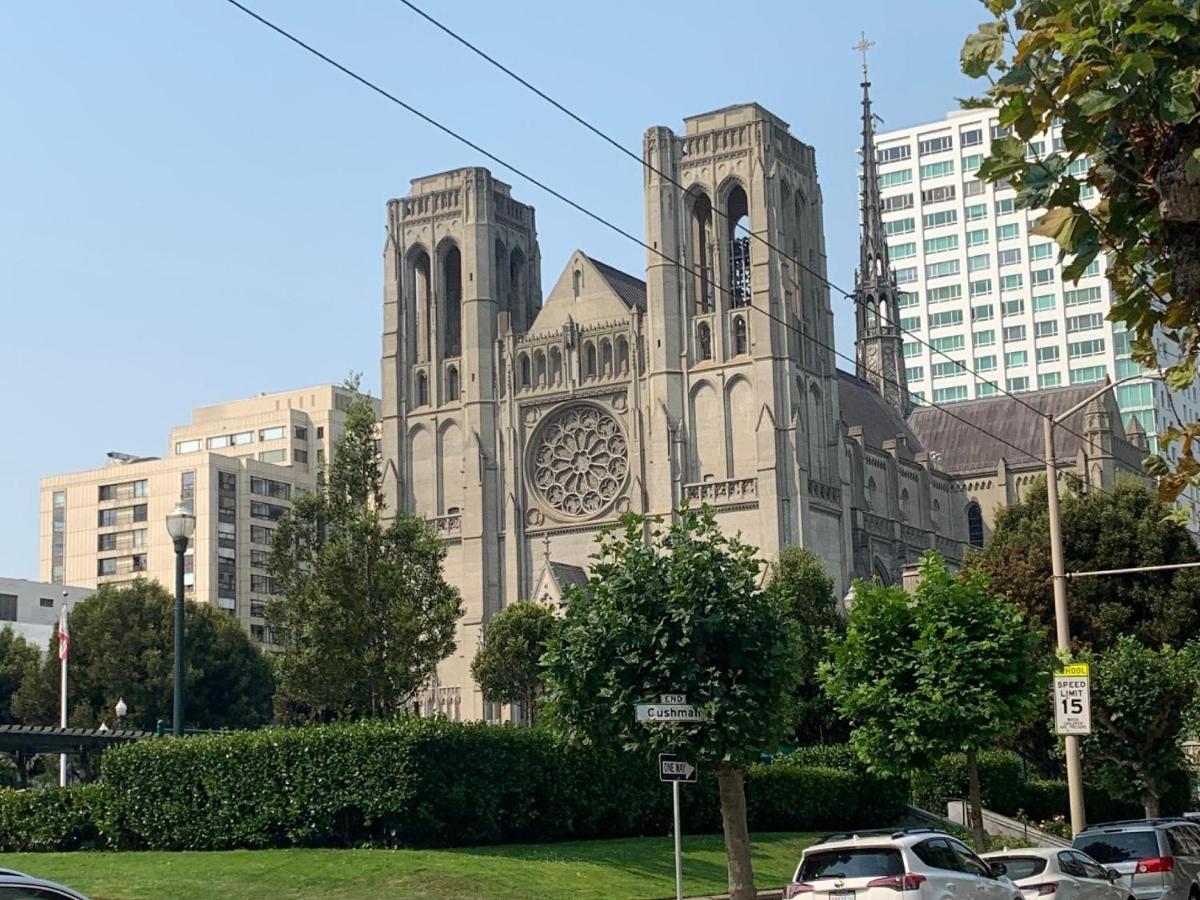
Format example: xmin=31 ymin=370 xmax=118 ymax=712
xmin=527 ymin=251 xmax=644 ymax=334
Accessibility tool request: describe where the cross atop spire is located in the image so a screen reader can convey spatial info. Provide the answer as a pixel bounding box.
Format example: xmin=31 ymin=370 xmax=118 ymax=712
xmin=854 ymin=32 xmax=874 ymax=81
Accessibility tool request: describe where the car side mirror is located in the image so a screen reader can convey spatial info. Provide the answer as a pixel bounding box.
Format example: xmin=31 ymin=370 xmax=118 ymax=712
xmin=1106 ymin=869 xmax=1120 ymax=882
xmin=991 ymin=863 xmax=1008 ymax=878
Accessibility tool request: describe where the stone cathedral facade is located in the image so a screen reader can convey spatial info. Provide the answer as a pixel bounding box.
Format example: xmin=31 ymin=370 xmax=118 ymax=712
xmin=380 ymin=103 xmax=970 ymax=721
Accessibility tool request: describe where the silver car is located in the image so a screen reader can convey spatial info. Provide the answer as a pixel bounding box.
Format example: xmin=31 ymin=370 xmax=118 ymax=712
xmin=0 ymin=870 xmax=90 ymax=899
xmin=984 ymin=848 xmax=1127 ymax=900
xmin=1073 ymin=819 xmax=1200 ymax=900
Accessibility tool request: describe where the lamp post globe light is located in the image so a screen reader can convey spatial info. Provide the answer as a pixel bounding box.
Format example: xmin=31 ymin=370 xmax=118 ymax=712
xmin=165 ymin=499 xmax=195 ymax=738
xmin=115 ymin=697 xmax=128 ymax=730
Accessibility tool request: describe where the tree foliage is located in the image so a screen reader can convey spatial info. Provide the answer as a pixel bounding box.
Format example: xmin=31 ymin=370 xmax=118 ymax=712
xmin=962 ymin=0 xmax=1200 ymax=499
xmin=967 ymin=480 xmax=1200 ymax=652
xmin=11 ymin=580 xmax=273 ymax=731
xmin=765 ymin=546 xmax=846 ymax=744
xmin=470 ymin=600 xmax=556 ymax=725
xmin=543 ymin=508 xmax=800 ymax=900
xmin=822 ymin=553 xmax=1040 ymax=847
xmin=1080 ymin=637 xmax=1199 ymax=817
xmin=268 ymin=385 xmax=462 ymax=720
xmin=0 ymin=628 xmax=39 ymax=725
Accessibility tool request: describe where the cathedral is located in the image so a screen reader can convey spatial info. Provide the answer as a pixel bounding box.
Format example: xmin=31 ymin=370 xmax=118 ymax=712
xmin=379 ymin=85 xmax=1144 ymax=721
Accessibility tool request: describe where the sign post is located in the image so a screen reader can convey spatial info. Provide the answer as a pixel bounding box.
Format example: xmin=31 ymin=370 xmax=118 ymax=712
xmin=641 ymin=694 xmax=703 ymax=900
xmin=1054 ymin=663 xmax=1091 ymax=736
xmin=659 ymin=753 xmax=697 ymax=900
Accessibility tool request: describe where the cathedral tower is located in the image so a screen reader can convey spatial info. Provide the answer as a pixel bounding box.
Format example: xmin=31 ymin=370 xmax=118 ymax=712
xmin=853 ymin=42 xmax=910 ymax=418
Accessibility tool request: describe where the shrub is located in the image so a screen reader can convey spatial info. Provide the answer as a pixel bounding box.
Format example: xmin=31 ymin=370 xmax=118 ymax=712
xmin=776 ymin=744 xmax=865 ymax=771
xmin=82 ymin=717 xmax=901 ymax=851
xmin=0 ymin=784 xmax=117 ymax=852
xmin=910 ymin=750 xmax=1025 ymax=815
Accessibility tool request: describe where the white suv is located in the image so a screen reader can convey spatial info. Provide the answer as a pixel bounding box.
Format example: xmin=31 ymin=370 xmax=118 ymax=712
xmin=785 ymin=829 xmax=1021 ymax=900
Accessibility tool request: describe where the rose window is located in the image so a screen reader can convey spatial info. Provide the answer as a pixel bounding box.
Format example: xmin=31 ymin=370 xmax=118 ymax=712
xmin=531 ymin=406 xmax=628 ymax=518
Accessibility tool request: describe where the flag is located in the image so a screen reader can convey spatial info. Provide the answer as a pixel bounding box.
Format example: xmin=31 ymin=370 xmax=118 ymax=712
xmin=58 ymin=605 xmax=70 ymax=661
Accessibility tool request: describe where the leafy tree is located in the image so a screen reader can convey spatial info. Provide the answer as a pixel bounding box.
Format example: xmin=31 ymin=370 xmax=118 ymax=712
xmin=12 ymin=580 xmax=273 ymax=731
xmin=543 ymin=508 xmax=800 ymax=900
xmin=470 ymin=600 xmax=556 ymax=726
xmin=961 ymin=1 xmax=1200 ymax=498
xmin=1081 ymin=637 xmax=1199 ymax=817
xmin=0 ymin=628 xmax=39 ymax=725
xmin=765 ymin=546 xmax=847 ymax=745
xmin=968 ymin=480 xmax=1200 ymax=653
xmin=269 ymin=384 xmax=462 ymax=719
xmin=822 ymin=553 xmax=1040 ymax=849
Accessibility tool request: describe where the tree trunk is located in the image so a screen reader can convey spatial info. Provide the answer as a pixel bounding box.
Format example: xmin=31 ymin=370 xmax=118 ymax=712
xmin=716 ymin=762 xmax=756 ymax=900
xmin=1142 ymin=779 xmax=1162 ymax=818
xmin=966 ymin=748 xmax=987 ymax=852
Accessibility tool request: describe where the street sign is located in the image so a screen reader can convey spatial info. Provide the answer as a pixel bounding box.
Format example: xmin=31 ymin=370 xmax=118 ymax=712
xmin=659 ymin=753 xmax=698 ymax=783
xmin=1054 ymin=669 xmax=1091 ymax=735
xmin=636 ymin=704 xmax=706 ymax=723
xmin=661 ymin=693 xmax=687 ymax=705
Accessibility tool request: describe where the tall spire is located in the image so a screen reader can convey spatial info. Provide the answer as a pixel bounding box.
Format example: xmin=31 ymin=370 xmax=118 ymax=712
xmin=853 ymin=34 xmax=911 ymax=418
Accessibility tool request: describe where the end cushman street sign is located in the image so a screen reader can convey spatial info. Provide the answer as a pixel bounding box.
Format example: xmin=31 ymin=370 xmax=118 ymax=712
xmin=636 ymin=694 xmax=707 ymax=723
xmin=1054 ymin=662 xmax=1091 ymax=735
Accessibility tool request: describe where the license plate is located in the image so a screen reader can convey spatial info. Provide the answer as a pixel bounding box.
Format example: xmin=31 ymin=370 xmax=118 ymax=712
xmin=830 ymin=891 xmax=856 ymax=900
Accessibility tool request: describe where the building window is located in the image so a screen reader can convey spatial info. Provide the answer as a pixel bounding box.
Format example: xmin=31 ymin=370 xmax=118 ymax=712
xmin=97 ymin=558 xmax=117 ymax=576
xmin=933 ymin=361 xmax=966 ymax=379
xmin=927 ymin=285 xmax=962 ymax=304
xmin=1065 ymin=287 xmax=1103 ymax=306
xmin=1007 ymin=376 xmax=1030 ymax=393
xmin=251 ymin=477 xmax=291 ymax=500
xmin=1004 ymin=325 xmax=1027 ymax=343
xmin=1003 ymin=299 xmax=1026 ymax=317
xmin=733 ymin=316 xmax=749 ymax=356
xmin=1039 ymin=372 xmax=1063 ymax=389
xmin=1031 ymin=243 xmax=1054 ymax=261
xmin=998 ymin=248 xmax=1023 ymax=268
xmin=1070 ymin=365 xmax=1107 ymax=384
xmin=995 ymin=197 xmax=1016 ymax=215
xmin=921 ymin=207 xmax=960 ymax=229
xmin=251 ymin=574 xmax=279 ymax=595
xmin=878 ymin=169 xmax=913 ymax=189
xmin=933 ymin=385 xmax=968 ymax=403
xmin=968 ymin=253 xmax=990 ymax=273
xmin=919 ymin=135 xmax=954 ymax=156
xmin=250 ymin=501 xmax=287 ymax=521
xmin=175 ymin=439 xmax=201 ymax=454
xmin=903 ymin=342 xmax=921 ymax=358
xmin=899 ymin=316 xmax=921 ymax=332
xmin=1067 ymin=313 xmax=1104 ymax=333
xmin=965 ymin=203 xmax=988 ymax=222
xmin=259 ymin=426 xmax=286 ymax=441
xmin=967 ymin=503 xmax=985 ymax=548
xmin=925 ymin=260 xmax=961 ymax=280
xmin=919 ymin=160 xmax=955 ymax=180
xmin=975 ymin=354 xmax=997 ymax=372
xmin=974 ymin=329 xmax=996 ymax=347
xmin=99 ymin=480 xmax=148 ymax=501
xmin=970 ymin=279 xmax=993 ymax=298
xmin=1035 ymin=321 xmax=1059 ymax=339
xmin=697 ymin=321 xmax=712 ymax=361
xmin=250 ymin=525 xmax=274 ymax=545
xmin=1000 ymin=274 xmax=1024 ymax=293
xmin=1006 ymin=350 xmax=1029 ymax=368
xmin=977 ymin=381 xmax=997 ymax=397
xmin=878 ymin=144 xmax=912 ymax=163
xmin=1031 ymin=268 xmax=1056 ymax=287
xmin=894 ymin=267 xmax=918 ymax=284
xmin=921 ymin=185 xmax=956 ymax=205
xmin=0 ymin=594 xmax=16 ymax=622
xmin=250 ymin=549 xmax=270 ymax=568
xmin=930 ymin=310 xmax=964 ymax=329
xmin=962 ymin=154 xmax=984 ymax=173
xmin=924 ymin=235 xmax=959 ymax=255
xmin=931 ymin=335 xmax=965 ymax=352
xmin=885 ymin=217 xmax=915 ymax=236
xmin=259 ymin=449 xmax=287 ymax=464
xmin=294 ymin=426 xmax=308 ymax=441
xmin=890 ymin=241 xmax=917 ymax=260
xmin=972 ymin=306 xmax=994 ymax=323
xmin=961 ymin=128 xmax=984 ymax=147
xmin=446 ymin=365 xmax=460 ymax=401
xmin=881 ymin=194 xmax=914 ymax=212
xmin=966 ymin=228 xmax=989 ymax=248
xmin=906 ymin=366 xmax=924 ymax=382
xmin=1068 ymin=338 xmax=1106 ymax=359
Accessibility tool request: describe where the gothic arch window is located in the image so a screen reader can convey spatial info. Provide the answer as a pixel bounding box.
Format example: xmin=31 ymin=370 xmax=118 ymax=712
xmin=967 ymin=501 xmax=985 ymax=548
xmin=495 ymin=239 xmax=509 ymax=315
xmin=584 ymin=341 xmax=597 ymax=380
xmin=416 ymin=371 xmax=429 ymax=407
xmin=410 ymin=248 xmax=432 ymax=364
xmin=534 ymin=350 xmax=547 ymax=387
xmin=510 ymin=247 xmax=526 ymax=333
xmin=616 ymin=336 xmax=629 ymax=374
xmin=498 ymin=347 xmax=506 ymax=397
xmin=446 ymin=365 xmax=459 ymax=402
xmin=600 ymin=338 xmax=613 ymax=377
xmin=726 ymin=184 xmax=751 ymax=308
xmin=865 ymin=476 xmax=876 ymax=510
xmin=689 ymin=190 xmax=715 ymax=313
xmin=572 ymin=268 xmax=583 ymax=298
xmin=549 ymin=346 xmax=563 ymax=385
xmin=873 ymin=558 xmax=893 ymax=585
xmin=900 ymin=488 xmax=910 ymax=522
xmin=697 ymin=321 xmax=713 ymax=361
xmin=518 ymin=352 xmax=532 ymax=389
xmin=441 ymin=243 xmax=462 ymax=358
xmin=865 ymin=295 xmax=878 ymax=331
xmin=732 ymin=315 xmax=749 ymax=356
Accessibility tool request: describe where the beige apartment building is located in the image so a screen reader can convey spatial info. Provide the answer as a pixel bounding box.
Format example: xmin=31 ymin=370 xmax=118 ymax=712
xmin=39 ymin=385 xmax=378 ymax=642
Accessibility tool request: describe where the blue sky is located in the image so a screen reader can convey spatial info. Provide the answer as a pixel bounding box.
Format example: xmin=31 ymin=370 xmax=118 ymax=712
xmin=0 ymin=1 xmax=986 ymax=578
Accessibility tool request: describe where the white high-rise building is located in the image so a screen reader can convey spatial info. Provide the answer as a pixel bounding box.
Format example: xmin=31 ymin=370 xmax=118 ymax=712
xmin=872 ymin=107 xmax=1196 ymax=452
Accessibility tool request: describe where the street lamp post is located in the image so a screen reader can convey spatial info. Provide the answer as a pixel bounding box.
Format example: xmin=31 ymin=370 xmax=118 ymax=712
xmin=115 ymin=697 xmax=127 ymax=731
xmin=1043 ymin=373 xmax=1158 ymax=835
xmin=165 ymin=499 xmax=195 ymax=738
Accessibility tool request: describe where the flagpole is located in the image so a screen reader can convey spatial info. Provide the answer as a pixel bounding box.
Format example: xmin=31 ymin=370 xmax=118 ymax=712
xmin=59 ymin=601 xmax=68 ymax=787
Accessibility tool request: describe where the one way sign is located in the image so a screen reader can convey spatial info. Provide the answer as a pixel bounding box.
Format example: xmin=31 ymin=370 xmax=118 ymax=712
xmin=658 ymin=753 xmax=698 ymax=783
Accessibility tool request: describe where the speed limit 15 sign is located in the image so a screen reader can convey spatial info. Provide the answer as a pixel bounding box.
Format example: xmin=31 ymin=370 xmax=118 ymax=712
xmin=1054 ymin=669 xmax=1091 ymax=735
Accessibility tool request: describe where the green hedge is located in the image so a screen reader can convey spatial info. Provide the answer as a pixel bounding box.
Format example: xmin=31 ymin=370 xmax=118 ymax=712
xmin=0 ymin=784 xmax=118 ymax=852
xmin=45 ymin=717 xmax=902 ymax=852
xmin=910 ymin=750 xmax=1026 ymax=815
xmin=775 ymin=744 xmax=865 ymax=772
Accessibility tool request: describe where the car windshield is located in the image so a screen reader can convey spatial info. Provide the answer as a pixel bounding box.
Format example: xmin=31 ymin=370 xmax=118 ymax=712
xmin=1074 ymin=832 xmax=1160 ymax=864
xmin=992 ymin=857 xmax=1047 ymax=880
xmin=800 ymin=849 xmax=905 ymax=881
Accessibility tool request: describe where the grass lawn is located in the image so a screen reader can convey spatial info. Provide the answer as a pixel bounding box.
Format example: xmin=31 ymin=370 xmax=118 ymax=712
xmin=3 ymin=831 xmax=817 ymax=900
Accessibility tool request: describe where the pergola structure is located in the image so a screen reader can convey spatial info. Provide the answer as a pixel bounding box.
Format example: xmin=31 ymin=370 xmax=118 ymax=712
xmin=0 ymin=725 xmax=149 ymax=786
